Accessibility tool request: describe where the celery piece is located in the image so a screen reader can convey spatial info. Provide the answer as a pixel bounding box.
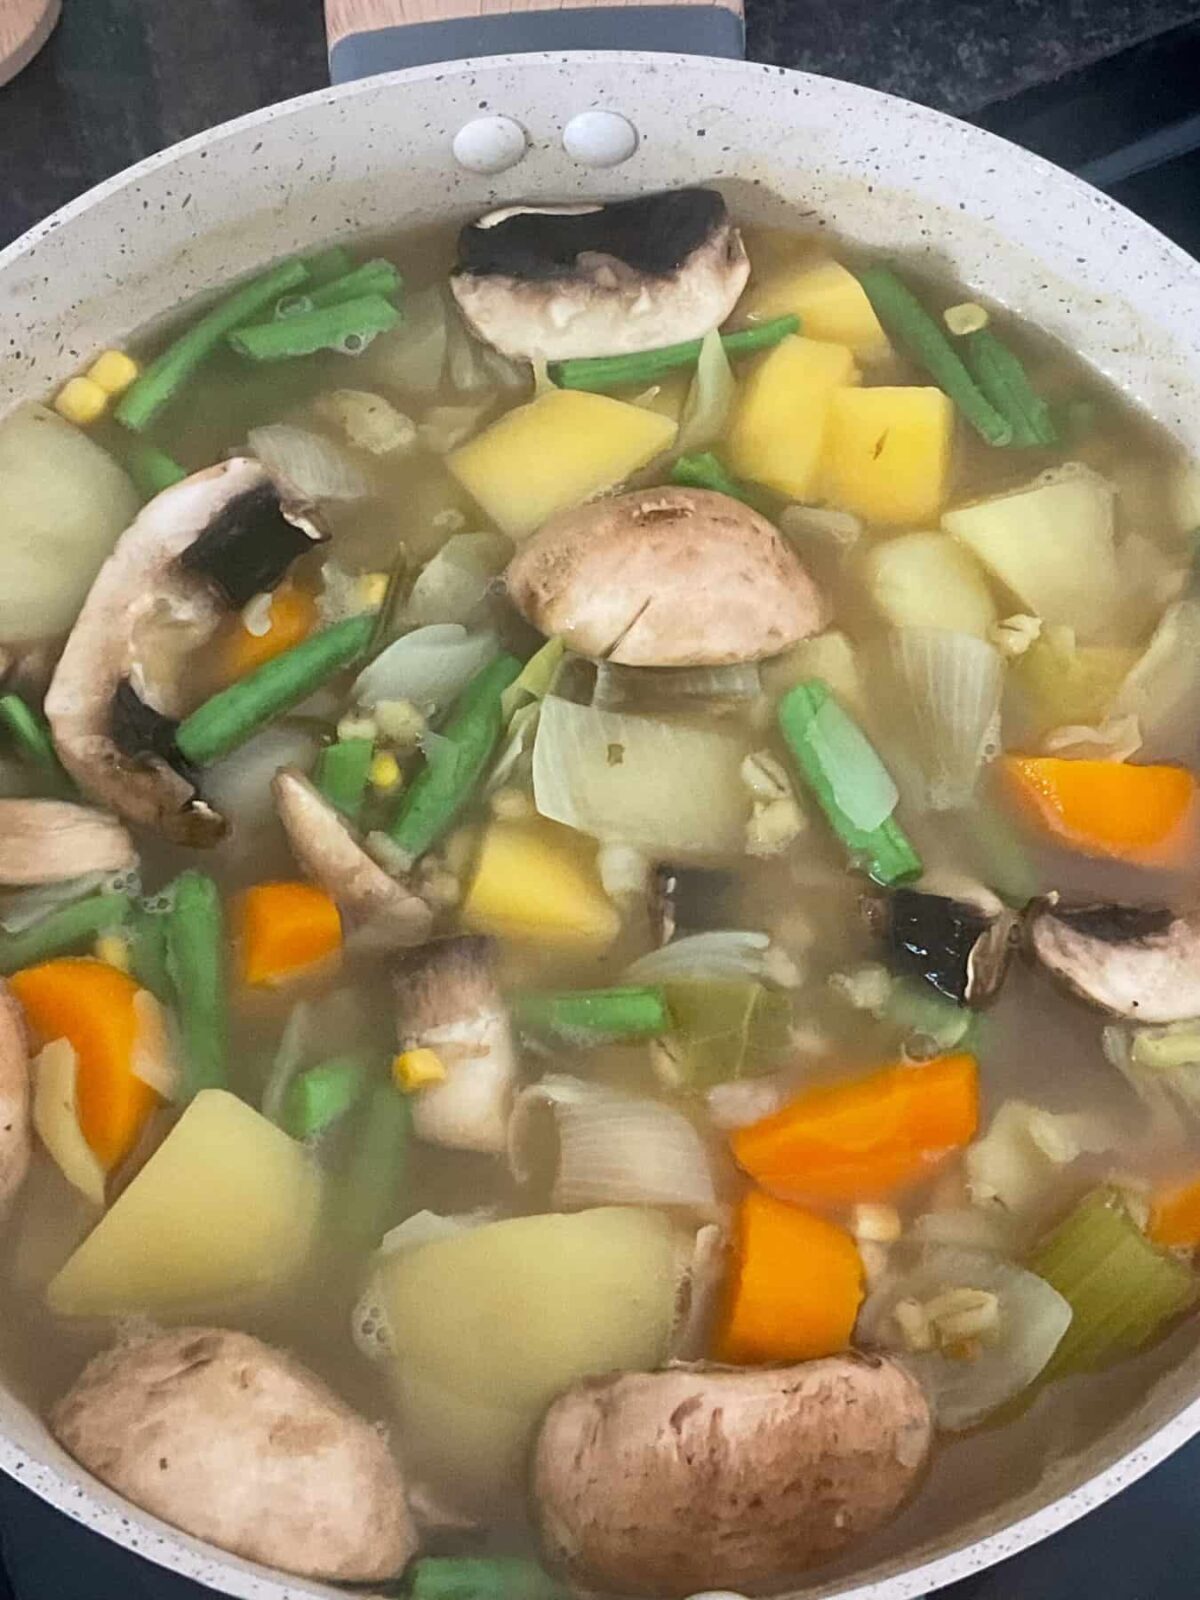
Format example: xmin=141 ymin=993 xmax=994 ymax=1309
xmin=513 ymin=985 xmax=670 ymax=1046
xmin=408 ymin=1557 xmax=567 ymax=1600
xmin=660 ymin=979 xmax=791 ymax=1088
xmin=314 ymin=737 xmax=374 ymax=825
xmin=1031 ymin=1187 xmax=1197 ymax=1377
xmin=281 ymin=1053 xmax=370 ymax=1142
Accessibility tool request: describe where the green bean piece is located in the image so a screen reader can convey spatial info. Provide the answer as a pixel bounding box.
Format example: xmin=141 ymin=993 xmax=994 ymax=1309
xmin=777 ymin=678 xmax=922 ymax=886
xmin=0 ymin=694 xmax=72 ymax=790
xmin=126 ymin=442 xmax=188 ymax=500
xmin=962 ymin=329 xmax=1057 ymax=448
xmin=855 ymin=264 xmax=1014 ymax=446
xmin=164 ymin=871 xmax=226 ymax=1099
xmin=176 ymin=614 xmax=375 ymax=767
xmin=549 ymin=314 xmax=800 ymax=392
xmin=301 ymin=245 xmax=354 ymax=287
xmin=512 ymin=985 xmax=671 ymax=1046
xmin=114 ymin=258 xmax=310 ymax=432
xmin=336 ymin=1081 xmax=412 ymax=1253
xmin=387 ymin=653 xmax=523 ymax=867
xmin=0 ymin=893 xmax=131 ymax=976
xmin=226 ymin=295 xmax=400 ymax=362
xmin=408 ymin=1557 xmax=568 ymax=1600
xmin=671 ymin=450 xmax=756 ymax=504
xmin=281 ymin=1052 xmax=370 ymax=1142
xmin=305 ymin=259 xmax=401 ymax=309
xmin=128 ymin=903 xmax=173 ymax=1000
xmin=314 ymin=737 xmax=374 ymax=824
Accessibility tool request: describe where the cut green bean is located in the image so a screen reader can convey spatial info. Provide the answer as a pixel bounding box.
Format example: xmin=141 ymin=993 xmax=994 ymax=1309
xmin=671 ymin=450 xmax=756 ymax=504
xmin=281 ymin=1052 xmax=370 ymax=1142
xmin=176 ymin=614 xmax=375 ymax=767
xmin=336 ymin=1081 xmax=412 ymax=1252
xmin=387 ymin=653 xmax=523 ymax=866
xmin=407 ymin=1557 xmax=568 ymax=1600
xmin=227 ymin=294 xmax=399 ymax=362
xmin=114 ymin=258 xmax=310 ymax=432
xmin=126 ymin=441 xmax=187 ymax=500
xmin=550 ymin=315 xmax=800 ymax=392
xmin=777 ymin=679 xmax=922 ymax=886
xmin=856 ymin=263 xmax=1014 ymax=446
xmin=0 ymin=893 xmax=131 ymax=975
xmin=0 ymin=694 xmax=72 ymax=789
xmin=128 ymin=903 xmax=173 ymax=1000
xmin=306 ymin=259 xmax=401 ymax=309
xmin=301 ymin=245 xmax=354 ymax=288
xmin=314 ymin=737 xmax=374 ymax=824
xmin=513 ymin=985 xmax=671 ymax=1046
xmin=165 ymin=871 xmax=226 ymax=1099
xmin=963 ymin=329 xmax=1057 ymax=447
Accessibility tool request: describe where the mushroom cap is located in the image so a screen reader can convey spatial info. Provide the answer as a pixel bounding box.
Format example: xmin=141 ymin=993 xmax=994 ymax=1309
xmin=51 ymin=1326 xmax=416 ymax=1582
xmin=0 ymin=981 xmax=31 ymax=1215
xmin=865 ymin=873 xmax=1017 ymax=1008
xmin=532 ymin=1355 xmax=932 ymax=1596
xmin=1028 ymin=900 xmax=1200 ymax=1022
xmin=450 ymin=190 xmax=750 ymax=363
xmin=506 ymin=487 xmax=827 ymax=667
xmin=0 ymin=799 xmax=136 ymax=886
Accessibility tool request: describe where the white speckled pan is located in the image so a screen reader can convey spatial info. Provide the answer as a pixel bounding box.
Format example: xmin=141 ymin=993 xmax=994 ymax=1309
xmin=2 ymin=47 xmax=1200 ymax=1600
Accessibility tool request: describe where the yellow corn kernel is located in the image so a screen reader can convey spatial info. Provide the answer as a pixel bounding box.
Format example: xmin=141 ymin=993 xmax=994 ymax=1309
xmin=86 ymin=349 xmax=140 ymax=395
xmin=369 ymin=752 xmax=402 ymax=793
xmin=392 ymin=1048 xmax=447 ymax=1093
xmin=54 ymin=376 xmax=109 ymax=426
xmin=93 ymin=933 xmax=131 ymax=973
xmin=358 ymin=571 xmax=390 ymax=610
xmin=943 ymin=302 xmax=989 ymax=336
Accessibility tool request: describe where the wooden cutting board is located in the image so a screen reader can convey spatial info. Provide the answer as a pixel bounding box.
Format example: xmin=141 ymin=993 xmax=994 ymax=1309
xmin=0 ymin=0 xmax=60 ymax=89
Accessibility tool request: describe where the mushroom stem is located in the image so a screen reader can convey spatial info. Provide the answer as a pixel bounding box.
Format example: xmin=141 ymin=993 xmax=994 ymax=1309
xmin=0 ymin=800 xmax=136 ymax=886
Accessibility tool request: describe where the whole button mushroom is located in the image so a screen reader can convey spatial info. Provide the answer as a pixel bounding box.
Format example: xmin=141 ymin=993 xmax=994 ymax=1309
xmin=506 ymin=486 xmax=827 ymax=667
xmin=532 ymin=1355 xmax=933 ymax=1596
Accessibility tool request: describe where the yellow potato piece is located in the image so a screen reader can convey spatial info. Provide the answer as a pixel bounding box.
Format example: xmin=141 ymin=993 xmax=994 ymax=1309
xmin=740 ymin=256 xmax=890 ymax=361
xmin=821 ymin=386 xmax=955 ymax=526
xmin=461 ymin=819 xmax=619 ymax=952
xmin=725 ymin=336 xmax=859 ymax=501
xmin=47 ymin=1089 xmax=322 ymax=1318
xmin=447 ymin=389 xmax=677 ymax=540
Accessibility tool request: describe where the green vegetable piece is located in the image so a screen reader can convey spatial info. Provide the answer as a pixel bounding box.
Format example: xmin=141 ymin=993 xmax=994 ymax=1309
xmin=126 ymin=442 xmax=187 ymax=500
xmin=963 ymin=329 xmax=1057 ymax=448
xmin=671 ymin=450 xmax=756 ymax=504
xmin=306 ymin=259 xmax=401 ymax=309
xmin=408 ymin=1557 xmax=567 ymax=1600
xmin=550 ymin=315 xmax=799 ymax=393
xmin=499 ymin=636 xmax=565 ymax=724
xmin=660 ymin=979 xmax=792 ymax=1089
xmin=0 ymin=694 xmax=72 ymax=790
xmin=115 ymin=258 xmax=310 ymax=432
xmin=855 ymin=263 xmax=1014 ymax=447
xmin=336 ymin=1081 xmax=411 ymax=1253
xmin=885 ymin=979 xmax=980 ymax=1054
xmin=314 ymin=737 xmax=374 ymax=824
xmin=128 ymin=903 xmax=172 ymax=1000
xmin=1055 ymin=397 xmax=1099 ymax=443
xmin=164 ymin=871 xmax=227 ymax=1100
xmin=1031 ymin=1187 xmax=1197 ymax=1378
xmin=176 ymin=613 xmax=375 ymax=767
xmin=513 ymin=985 xmax=671 ymax=1046
xmin=777 ymin=679 xmax=922 ymax=886
xmin=0 ymin=893 xmax=131 ymax=976
xmin=227 ymin=294 xmax=400 ymax=362
xmin=387 ymin=653 xmax=523 ymax=866
xmin=281 ymin=1052 xmax=370 ymax=1141
xmin=300 ymin=246 xmax=354 ymax=287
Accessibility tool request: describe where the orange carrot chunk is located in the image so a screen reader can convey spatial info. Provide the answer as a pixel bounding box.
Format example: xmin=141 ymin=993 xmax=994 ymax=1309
xmin=715 ymin=1189 xmax=864 ymax=1364
xmin=216 ymin=582 xmax=318 ymax=686
xmin=1149 ymin=1173 xmax=1200 ymax=1248
xmin=236 ymin=881 xmax=342 ymax=988
xmin=731 ymin=1053 xmax=979 ymax=1205
xmin=1000 ymin=755 xmax=1196 ymax=864
xmin=10 ymin=958 xmax=157 ymax=1171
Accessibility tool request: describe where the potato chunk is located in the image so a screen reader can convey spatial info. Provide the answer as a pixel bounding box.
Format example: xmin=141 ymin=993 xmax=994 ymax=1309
xmin=739 ymin=254 xmax=890 ymax=361
xmin=821 ymin=386 xmax=955 ymax=525
xmin=725 ymin=335 xmax=859 ymax=500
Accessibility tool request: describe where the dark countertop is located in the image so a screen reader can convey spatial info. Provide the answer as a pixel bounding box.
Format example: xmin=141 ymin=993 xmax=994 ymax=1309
xmin=2 ymin=0 xmax=1200 ymax=249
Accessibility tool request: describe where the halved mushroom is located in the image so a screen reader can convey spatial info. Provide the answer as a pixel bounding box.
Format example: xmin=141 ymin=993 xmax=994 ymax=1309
xmin=273 ymin=768 xmax=432 ymax=949
xmin=864 ymin=872 xmax=1017 ymax=1006
xmin=0 ymin=799 xmax=136 ymax=886
xmin=506 ymin=487 xmax=827 ymax=667
xmin=0 ymin=981 xmax=31 ymax=1214
xmin=45 ymin=459 xmax=325 ymax=847
xmin=450 ymin=189 xmax=750 ymax=363
xmin=51 ymin=1325 xmax=416 ymax=1582
xmin=532 ymin=1354 xmax=932 ymax=1597
xmin=1028 ymin=900 xmax=1200 ymax=1022
xmin=392 ymin=935 xmax=516 ymax=1153
xmin=649 ymin=861 xmax=739 ymax=945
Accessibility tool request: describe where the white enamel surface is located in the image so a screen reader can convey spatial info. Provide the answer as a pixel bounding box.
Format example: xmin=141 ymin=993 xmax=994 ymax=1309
xmin=451 ymin=114 xmax=528 ymax=174
xmin=562 ymin=108 xmax=639 ymax=166
xmin=2 ymin=48 xmax=1200 ymax=1600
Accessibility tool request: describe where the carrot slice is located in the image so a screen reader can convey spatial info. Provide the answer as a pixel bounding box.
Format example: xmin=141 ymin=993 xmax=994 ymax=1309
xmin=236 ymin=881 xmax=342 ymax=988
xmin=731 ymin=1053 xmax=979 ymax=1205
xmin=1149 ymin=1173 xmax=1200 ymax=1248
xmin=10 ymin=958 xmax=156 ymax=1171
xmin=1000 ymin=755 xmax=1196 ymax=864
xmin=216 ymin=582 xmax=318 ymax=686
xmin=715 ymin=1189 xmax=864 ymax=1364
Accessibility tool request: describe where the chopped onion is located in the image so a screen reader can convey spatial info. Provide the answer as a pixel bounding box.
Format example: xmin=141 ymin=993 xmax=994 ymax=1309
xmin=401 ymin=532 xmax=513 ymax=629
xmin=593 ymin=661 xmax=761 ymax=711
xmin=532 ymin=695 xmax=749 ymax=854
xmin=417 ymin=402 xmax=493 ymax=455
xmin=705 ymin=1071 xmax=794 ymax=1130
xmin=1041 ymin=713 xmax=1142 ymax=762
xmin=204 ymin=724 xmax=319 ymax=840
xmin=964 ymin=1099 xmax=1115 ymax=1226
xmin=353 ymin=624 xmax=498 ymax=713
xmin=31 ymin=1039 xmax=106 ymax=1208
xmin=911 ymin=1207 xmax=1020 ymax=1253
xmin=1112 ymin=597 xmax=1200 ymax=757
xmin=885 ymin=627 xmax=1003 ymax=811
xmin=0 ymin=871 xmax=111 ymax=935
xmin=670 ymin=1221 xmax=727 ymax=1360
xmin=446 ymin=305 xmax=527 ymax=394
xmin=674 ymin=328 xmax=735 ymax=455
xmin=363 ymin=285 xmax=448 ymax=395
xmin=1103 ymin=1021 xmax=1200 ymax=1141
xmin=780 ymin=503 xmax=864 ymax=550
xmin=378 ymin=1207 xmax=493 ymax=1257
xmin=626 ymin=930 xmax=772 ymax=984
xmin=485 ymin=701 xmax=540 ymax=794
xmin=130 ymin=989 xmax=182 ymax=1103
xmin=247 ymin=423 xmax=372 ymax=502
xmin=859 ymin=1246 xmax=1072 ymax=1431
xmin=508 ymin=1074 xmax=721 ymax=1217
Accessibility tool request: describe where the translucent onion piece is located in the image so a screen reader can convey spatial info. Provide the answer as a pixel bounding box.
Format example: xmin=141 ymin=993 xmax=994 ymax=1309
xmin=446 ymin=306 xmax=525 ymax=394
xmin=1041 ymin=713 xmax=1142 ymax=762
xmin=887 ymin=627 xmax=1003 ymax=811
xmin=508 ymin=1074 xmax=721 ymax=1217
xmin=1112 ymin=598 xmax=1200 ymax=756
xmin=964 ymin=1100 xmax=1116 ymax=1225
xmin=417 ymin=402 xmax=493 ymax=455
xmin=363 ymin=285 xmax=448 ymax=395
xmin=247 ymin=423 xmax=372 ymax=502
xmin=670 ymin=1221 xmax=727 ymax=1360
xmin=625 ymin=930 xmax=772 ymax=984
xmin=674 ymin=327 xmax=735 ymax=455
xmin=1102 ymin=1022 xmax=1200 ymax=1143
xmin=910 ymin=1207 xmax=1020 ymax=1254
xmin=203 ymin=724 xmax=318 ymax=837
xmin=130 ymin=989 xmax=182 ymax=1104
xmin=859 ymin=1246 xmax=1072 ymax=1431
xmin=780 ymin=503 xmax=864 ymax=550
xmin=484 ymin=701 xmax=540 ymax=794
xmin=592 ymin=661 xmax=761 ymax=712
xmin=402 ymin=533 xmax=513 ymax=630
xmin=0 ymin=871 xmax=110 ymax=935
xmin=353 ymin=624 xmax=499 ymax=713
